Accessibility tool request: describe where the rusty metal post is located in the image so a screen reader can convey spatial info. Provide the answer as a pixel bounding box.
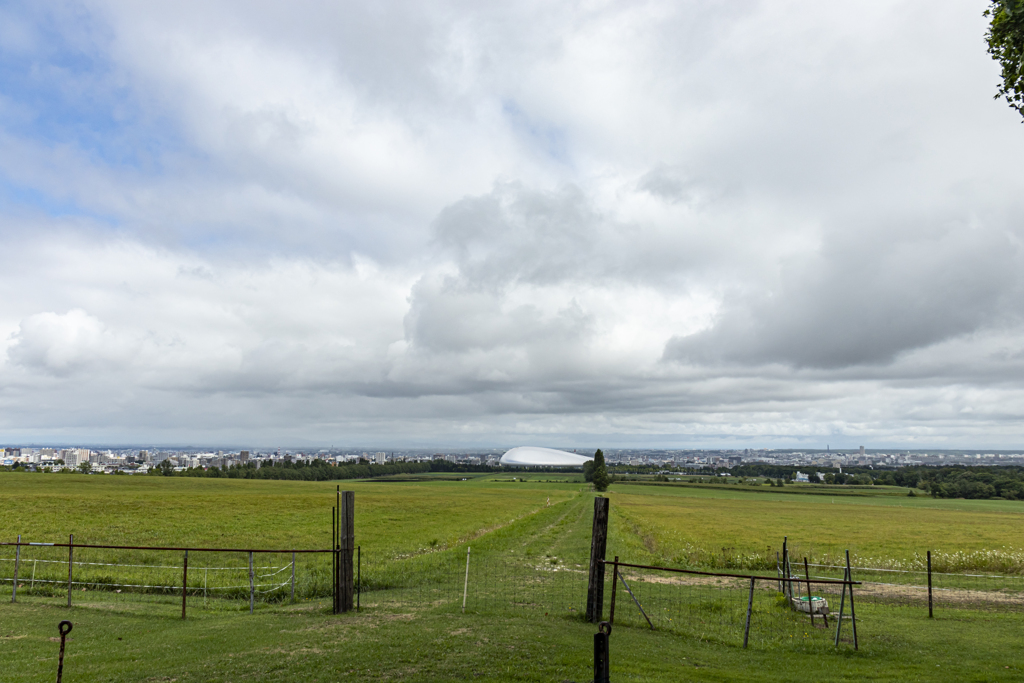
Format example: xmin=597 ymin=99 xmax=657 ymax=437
xmin=248 ymin=551 xmax=254 ymax=614
xmin=927 ymin=550 xmax=933 ymax=618
xmin=594 ymin=621 xmax=611 ymax=683
xmin=586 ymin=497 xmax=610 ymax=623
xmin=462 ymin=546 xmax=471 ymax=613
xmin=834 ymin=550 xmax=851 ymax=647
xmin=609 ymin=556 xmax=619 ymax=625
xmin=55 ymin=620 xmax=73 ymax=683
xmin=743 ymin=577 xmax=755 ymax=648
xmin=67 ymin=534 xmax=73 ymax=608
xmin=781 ymin=537 xmax=788 ymax=599
xmin=776 ymin=551 xmax=781 ymax=592
xmin=181 ymin=550 xmax=188 ymax=619
xmin=846 ymin=550 xmax=858 ymax=649
xmin=803 ymin=558 xmax=815 ymax=626
xmin=11 ymin=535 xmax=20 ymax=602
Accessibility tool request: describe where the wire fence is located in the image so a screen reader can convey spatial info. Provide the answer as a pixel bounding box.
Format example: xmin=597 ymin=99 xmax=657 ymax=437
xmin=356 ymin=548 xmax=589 ymax=617
xmin=800 ymin=561 xmax=1024 ymax=612
xmin=604 ymin=560 xmax=858 ymax=650
xmin=5 ymin=534 xmax=1024 ymax=653
xmin=0 ymin=540 xmax=335 ymax=614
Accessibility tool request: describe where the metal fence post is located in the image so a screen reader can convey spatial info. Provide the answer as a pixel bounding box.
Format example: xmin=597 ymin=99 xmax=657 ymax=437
xmin=11 ymin=535 xmax=20 ymax=603
xmin=743 ymin=577 xmax=755 ymax=648
xmin=927 ymin=550 xmax=933 ymax=618
xmin=803 ymin=558 xmax=815 ymax=627
xmin=781 ymin=537 xmax=789 ymax=598
xmin=67 ymin=534 xmax=74 ymax=608
xmin=357 ymin=546 xmax=360 ymax=612
xmin=248 ymin=551 xmax=255 ymax=614
xmin=846 ymin=550 xmax=858 ymax=650
xmin=834 ymin=562 xmax=848 ymax=647
xmin=181 ymin=550 xmax=188 ymax=619
xmin=594 ymin=622 xmax=611 ymax=683
xmin=462 ymin=546 xmax=471 ymax=613
xmin=609 ymin=556 xmax=619 ymax=625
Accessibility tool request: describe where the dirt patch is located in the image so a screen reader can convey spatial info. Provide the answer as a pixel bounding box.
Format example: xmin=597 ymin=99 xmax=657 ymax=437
xmin=620 ymin=571 xmax=1024 ymax=608
xmin=856 ymin=582 xmax=1024 ymax=607
xmin=621 ymin=572 xmax=748 ymax=590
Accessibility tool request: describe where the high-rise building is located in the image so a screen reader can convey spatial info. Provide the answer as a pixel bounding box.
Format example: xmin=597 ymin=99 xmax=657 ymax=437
xmin=61 ymin=448 xmax=91 ymax=467
xmin=374 ymin=452 xmax=386 ymax=465
xmin=859 ymin=446 xmax=865 ymax=456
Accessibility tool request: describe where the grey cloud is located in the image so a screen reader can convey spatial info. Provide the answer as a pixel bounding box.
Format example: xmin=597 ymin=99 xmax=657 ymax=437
xmin=665 ymin=220 xmax=1023 ymax=368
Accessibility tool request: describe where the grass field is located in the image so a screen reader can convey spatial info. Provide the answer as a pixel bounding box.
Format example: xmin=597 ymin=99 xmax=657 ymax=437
xmin=4 ymin=471 xmax=1024 ymax=681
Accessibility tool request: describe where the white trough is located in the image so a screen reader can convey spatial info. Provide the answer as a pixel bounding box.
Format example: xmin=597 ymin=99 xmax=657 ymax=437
xmin=792 ymin=595 xmax=829 ymax=616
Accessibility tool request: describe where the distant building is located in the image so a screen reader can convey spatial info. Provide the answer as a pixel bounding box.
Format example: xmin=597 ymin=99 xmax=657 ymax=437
xmin=499 ymin=447 xmax=594 ymax=468
xmin=374 ymin=452 xmax=386 ymax=465
xmin=794 ymin=471 xmax=810 ymax=483
xmin=62 ymin=448 xmax=91 ymax=467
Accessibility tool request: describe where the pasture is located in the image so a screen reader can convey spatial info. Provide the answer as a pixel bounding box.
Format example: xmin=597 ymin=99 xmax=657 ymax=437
xmin=3 ymin=471 xmax=1024 ymax=681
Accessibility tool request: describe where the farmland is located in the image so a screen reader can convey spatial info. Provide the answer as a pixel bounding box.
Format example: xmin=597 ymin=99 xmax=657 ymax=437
xmin=3 ymin=471 xmax=1024 ymax=681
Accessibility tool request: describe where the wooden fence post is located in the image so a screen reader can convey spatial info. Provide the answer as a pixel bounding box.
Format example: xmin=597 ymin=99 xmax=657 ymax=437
xmin=340 ymin=491 xmax=355 ymax=612
xmin=586 ymin=497 xmax=610 ymax=623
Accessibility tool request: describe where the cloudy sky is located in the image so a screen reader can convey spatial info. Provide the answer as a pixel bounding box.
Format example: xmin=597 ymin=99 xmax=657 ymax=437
xmin=1 ymin=1 xmax=1023 ymax=449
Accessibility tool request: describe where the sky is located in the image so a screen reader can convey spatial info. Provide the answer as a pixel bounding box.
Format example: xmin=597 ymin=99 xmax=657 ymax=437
xmin=2 ymin=1 xmax=1024 ymax=449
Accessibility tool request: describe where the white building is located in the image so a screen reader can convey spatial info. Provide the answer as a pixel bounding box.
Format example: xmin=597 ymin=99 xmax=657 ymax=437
xmin=499 ymin=447 xmax=594 ymax=468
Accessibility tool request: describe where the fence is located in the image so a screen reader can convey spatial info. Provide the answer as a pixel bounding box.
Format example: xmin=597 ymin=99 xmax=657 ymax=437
xmin=602 ymin=558 xmax=859 ymax=650
xmin=801 ymin=559 xmax=1024 ymax=613
xmin=6 ymin=532 xmax=1023 ymax=654
xmin=356 ymin=547 xmax=589 ymax=617
xmin=0 ymin=537 xmax=335 ymax=615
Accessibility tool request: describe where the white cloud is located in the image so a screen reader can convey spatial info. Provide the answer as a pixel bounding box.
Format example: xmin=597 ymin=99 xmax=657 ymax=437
xmin=2 ymin=0 xmax=1024 ymax=446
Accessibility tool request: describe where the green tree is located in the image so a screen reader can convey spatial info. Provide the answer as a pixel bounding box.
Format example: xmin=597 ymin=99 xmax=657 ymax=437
xmin=77 ymin=462 xmax=92 ymax=474
xmin=987 ymin=0 xmax=1024 ymax=118
xmin=591 ymin=449 xmax=610 ymax=492
xmin=582 ymin=459 xmax=596 ymax=482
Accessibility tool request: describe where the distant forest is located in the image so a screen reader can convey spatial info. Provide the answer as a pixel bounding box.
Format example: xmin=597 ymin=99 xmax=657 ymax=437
xmin=15 ymin=456 xmax=1024 ymax=500
xmin=611 ymin=463 xmax=1024 ymax=500
xmin=168 ymin=458 xmax=500 ymax=481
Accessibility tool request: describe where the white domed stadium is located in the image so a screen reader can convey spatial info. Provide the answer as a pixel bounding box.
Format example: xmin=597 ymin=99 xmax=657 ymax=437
xmin=499 ymin=446 xmax=593 ymax=468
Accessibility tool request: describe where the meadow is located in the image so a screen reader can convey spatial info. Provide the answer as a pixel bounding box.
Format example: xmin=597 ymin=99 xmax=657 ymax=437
xmin=3 ymin=470 xmax=1024 ymax=681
